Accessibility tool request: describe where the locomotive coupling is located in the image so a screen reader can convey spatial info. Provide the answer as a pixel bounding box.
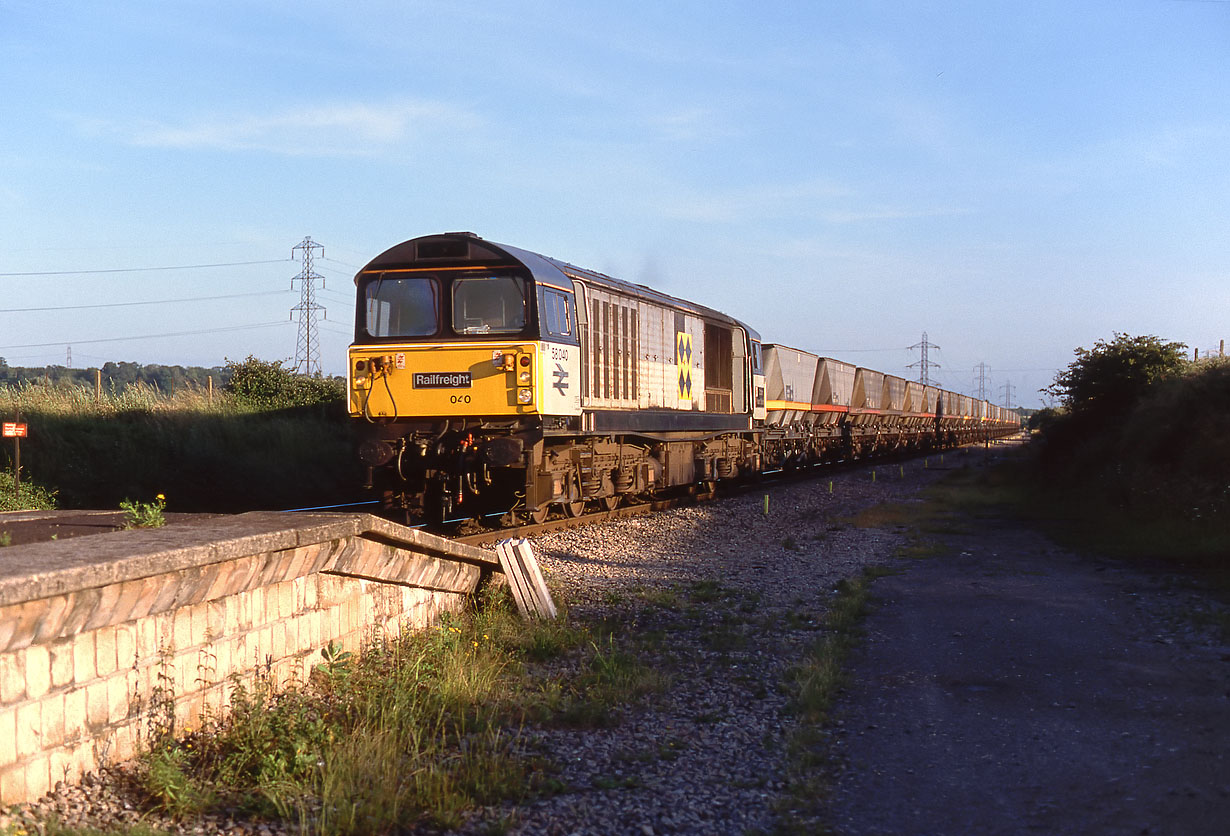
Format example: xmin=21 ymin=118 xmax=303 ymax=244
xmin=478 ymin=436 xmax=524 ymax=467
xmin=358 ymin=439 xmax=396 ymax=467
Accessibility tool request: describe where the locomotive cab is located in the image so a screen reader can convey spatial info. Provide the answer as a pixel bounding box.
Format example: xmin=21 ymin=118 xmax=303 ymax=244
xmin=349 ymin=233 xmax=582 ymax=522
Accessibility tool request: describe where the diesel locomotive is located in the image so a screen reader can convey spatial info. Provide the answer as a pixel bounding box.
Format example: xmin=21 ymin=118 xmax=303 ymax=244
xmin=347 ymin=232 xmax=1018 ymax=523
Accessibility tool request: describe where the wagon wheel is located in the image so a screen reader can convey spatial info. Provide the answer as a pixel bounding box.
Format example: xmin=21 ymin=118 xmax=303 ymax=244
xmin=563 ymin=500 xmax=587 ymax=518
xmin=529 ymin=505 xmax=550 ymax=525
xmin=601 ymin=495 xmax=620 ymax=512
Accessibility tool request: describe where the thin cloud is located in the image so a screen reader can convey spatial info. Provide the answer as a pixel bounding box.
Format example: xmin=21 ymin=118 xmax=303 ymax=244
xmin=85 ymin=100 xmax=481 ymax=157
xmin=1108 ymin=121 xmax=1229 ymax=170
xmin=650 ymin=107 xmax=731 ymax=142
xmin=655 ymin=179 xmax=849 ymax=223
xmin=655 ymin=178 xmax=963 ymax=226
xmin=821 ymin=205 xmax=970 ymax=224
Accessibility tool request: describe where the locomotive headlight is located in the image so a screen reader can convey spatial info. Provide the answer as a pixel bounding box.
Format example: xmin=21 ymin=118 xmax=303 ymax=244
xmin=517 ymin=387 xmax=533 ymax=404
xmin=518 ymin=354 xmax=532 ymax=384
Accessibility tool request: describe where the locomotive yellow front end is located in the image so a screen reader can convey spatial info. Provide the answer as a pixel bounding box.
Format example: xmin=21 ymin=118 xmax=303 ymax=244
xmin=348 ymin=233 xmax=582 ymax=523
xmin=350 ymin=343 xmax=540 ymax=421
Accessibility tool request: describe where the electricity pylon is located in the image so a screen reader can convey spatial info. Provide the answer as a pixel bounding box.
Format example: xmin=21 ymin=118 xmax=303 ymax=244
xmin=291 ymin=237 xmax=326 ymax=377
xmin=908 ymin=332 xmax=941 ymax=385
xmin=974 ymin=362 xmax=990 ymax=400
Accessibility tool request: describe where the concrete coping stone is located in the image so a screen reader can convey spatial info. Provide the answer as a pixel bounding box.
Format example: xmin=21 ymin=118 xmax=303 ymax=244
xmin=0 ymin=509 xmax=124 ymax=522
xmin=0 ymin=511 xmax=497 ymax=608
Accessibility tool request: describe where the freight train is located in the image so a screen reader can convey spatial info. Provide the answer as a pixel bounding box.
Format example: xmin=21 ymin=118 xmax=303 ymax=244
xmin=347 ymin=233 xmax=1019 ymax=523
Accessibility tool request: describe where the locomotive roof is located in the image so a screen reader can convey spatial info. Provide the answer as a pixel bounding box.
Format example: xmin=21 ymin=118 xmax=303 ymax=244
xmin=358 ymin=232 xmax=761 ymax=342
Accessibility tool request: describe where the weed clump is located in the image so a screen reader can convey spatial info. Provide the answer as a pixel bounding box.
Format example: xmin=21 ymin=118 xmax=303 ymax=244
xmin=120 ymin=494 xmax=167 ymax=528
xmin=124 ymin=584 xmax=662 ymax=833
xmin=0 ymin=467 xmax=57 ymax=513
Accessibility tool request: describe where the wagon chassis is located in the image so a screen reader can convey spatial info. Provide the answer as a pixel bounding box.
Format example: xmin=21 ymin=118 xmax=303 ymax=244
xmin=364 ymin=414 xmax=1014 ymax=529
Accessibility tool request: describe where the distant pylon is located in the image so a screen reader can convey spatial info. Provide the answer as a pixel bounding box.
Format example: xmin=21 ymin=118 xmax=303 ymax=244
xmin=290 ymin=237 xmax=326 ymax=377
xmin=974 ymin=362 xmax=990 ymax=400
xmin=1000 ymin=380 xmax=1016 ymax=409
xmin=908 ymin=332 xmax=941 ymax=385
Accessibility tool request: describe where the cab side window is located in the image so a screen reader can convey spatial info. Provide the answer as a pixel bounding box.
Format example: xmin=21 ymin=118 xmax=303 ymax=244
xmin=542 ymin=289 xmax=573 ymax=339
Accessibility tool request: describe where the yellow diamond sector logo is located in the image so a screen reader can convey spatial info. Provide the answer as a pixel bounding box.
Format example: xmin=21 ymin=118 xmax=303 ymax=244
xmin=676 ymin=331 xmax=693 ymax=400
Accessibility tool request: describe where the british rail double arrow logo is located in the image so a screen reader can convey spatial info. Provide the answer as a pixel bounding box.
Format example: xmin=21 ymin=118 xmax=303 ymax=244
xmin=676 ymin=332 xmax=693 ymax=399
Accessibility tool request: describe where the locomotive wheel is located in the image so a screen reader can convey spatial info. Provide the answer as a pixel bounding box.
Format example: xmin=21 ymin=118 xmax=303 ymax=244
xmin=529 ymin=505 xmax=549 ymax=524
xmin=601 ymin=495 xmax=620 ymax=512
xmin=563 ymin=500 xmax=586 ymax=518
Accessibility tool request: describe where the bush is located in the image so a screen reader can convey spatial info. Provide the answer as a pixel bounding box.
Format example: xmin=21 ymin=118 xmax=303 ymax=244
xmin=1029 ymin=338 xmax=1229 ymax=561
xmin=1044 ymin=332 xmax=1187 ymax=420
xmin=1035 ymin=333 xmax=1190 ymax=467
xmin=1116 ymin=358 xmax=1230 ymax=524
xmin=224 ymin=356 xmax=345 ymax=410
xmin=1026 ymin=406 xmax=1063 ymax=434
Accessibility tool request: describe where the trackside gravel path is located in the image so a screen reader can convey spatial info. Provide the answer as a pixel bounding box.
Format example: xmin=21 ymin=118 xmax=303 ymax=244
xmin=825 ymin=493 xmax=1230 ymax=835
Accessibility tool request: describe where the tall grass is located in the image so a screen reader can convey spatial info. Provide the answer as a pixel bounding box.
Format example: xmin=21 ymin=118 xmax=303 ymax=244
xmin=0 ymin=380 xmax=228 ymax=416
xmin=773 ymin=566 xmax=895 ymax=834
xmin=785 ymin=568 xmax=889 ymax=725
xmin=124 ymin=584 xmax=638 ymax=835
xmin=0 ymin=380 xmax=356 ymax=512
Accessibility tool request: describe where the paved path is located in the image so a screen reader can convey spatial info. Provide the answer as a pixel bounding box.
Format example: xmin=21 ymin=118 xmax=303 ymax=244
xmin=827 ymin=513 xmax=1230 ymax=835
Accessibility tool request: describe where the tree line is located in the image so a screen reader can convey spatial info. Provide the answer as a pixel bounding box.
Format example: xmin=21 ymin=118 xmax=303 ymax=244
xmin=0 ymin=358 xmax=229 ymax=392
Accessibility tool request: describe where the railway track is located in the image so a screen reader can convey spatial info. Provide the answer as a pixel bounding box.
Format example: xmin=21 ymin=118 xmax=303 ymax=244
xmin=276 ymin=435 xmax=1023 ymax=548
xmin=450 ymin=491 xmax=715 ymax=546
xmin=445 ymin=435 xmax=1022 ymax=546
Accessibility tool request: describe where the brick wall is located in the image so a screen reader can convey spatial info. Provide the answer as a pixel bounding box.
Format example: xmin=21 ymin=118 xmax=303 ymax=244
xmin=0 ymin=513 xmax=496 ymax=805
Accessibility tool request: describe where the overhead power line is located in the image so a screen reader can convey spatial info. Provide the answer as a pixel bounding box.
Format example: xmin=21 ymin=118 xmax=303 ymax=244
xmin=811 ymin=347 xmax=909 ymax=354
xmin=0 ymin=258 xmax=290 ymax=278
xmin=0 ymin=289 xmax=290 ymax=313
xmin=0 ymin=321 xmax=287 ymax=350
xmin=321 ymin=255 xmax=362 ymax=271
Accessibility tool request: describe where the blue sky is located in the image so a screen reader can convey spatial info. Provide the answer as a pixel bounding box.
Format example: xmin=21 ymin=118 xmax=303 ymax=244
xmin=2 ymin=0 xmax=1227 ymax=406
